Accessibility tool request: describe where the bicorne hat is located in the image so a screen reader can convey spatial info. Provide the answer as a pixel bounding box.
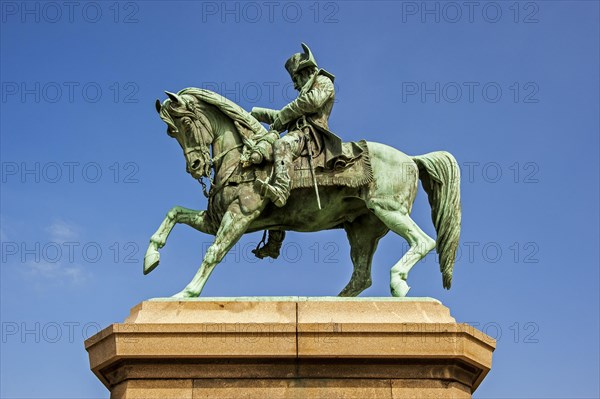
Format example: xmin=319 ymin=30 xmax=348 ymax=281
xmin=284 ymin=43 xmax=318 ymax=79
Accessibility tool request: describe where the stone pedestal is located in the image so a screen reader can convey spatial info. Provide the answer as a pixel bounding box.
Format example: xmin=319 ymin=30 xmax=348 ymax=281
xmin=85 ymin=297 xmax=495 ymax=398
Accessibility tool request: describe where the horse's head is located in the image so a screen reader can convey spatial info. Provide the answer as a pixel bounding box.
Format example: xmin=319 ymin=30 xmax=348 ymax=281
xmin=155 ymin=91 xmax=214 ymax=180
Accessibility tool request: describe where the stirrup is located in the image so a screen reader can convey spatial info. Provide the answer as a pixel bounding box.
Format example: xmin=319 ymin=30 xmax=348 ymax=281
xmin=251 ymin=244 xmax=281 ymax=259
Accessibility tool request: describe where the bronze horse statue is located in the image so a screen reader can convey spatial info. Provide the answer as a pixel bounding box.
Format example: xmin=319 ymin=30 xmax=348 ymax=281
xmin=145 ymin=88 xmax=461 ymax=298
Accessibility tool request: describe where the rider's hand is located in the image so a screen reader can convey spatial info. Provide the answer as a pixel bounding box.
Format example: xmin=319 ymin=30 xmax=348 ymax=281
xmin=271 ymin=117 xmax=283 ymax=132
xmin=250 ymin=151 xmax=263 ymax=164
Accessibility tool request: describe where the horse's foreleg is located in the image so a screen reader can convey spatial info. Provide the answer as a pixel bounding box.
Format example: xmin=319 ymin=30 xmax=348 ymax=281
xmin=172 ymin=205 xmax=260 ymax=298
xmin=144 ymin=206 xmax=215 ymax=274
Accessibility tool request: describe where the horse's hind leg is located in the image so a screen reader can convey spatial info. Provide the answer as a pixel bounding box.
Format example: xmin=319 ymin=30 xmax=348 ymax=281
xmin=370 ymin=206 xmax=435 ymax=297
xmin=339 ymin=213 xmax=389 ymax=297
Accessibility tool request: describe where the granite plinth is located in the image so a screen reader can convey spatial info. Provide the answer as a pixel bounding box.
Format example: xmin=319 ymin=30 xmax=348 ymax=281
xmin=85 ymin=297 xmax=495 ymax=398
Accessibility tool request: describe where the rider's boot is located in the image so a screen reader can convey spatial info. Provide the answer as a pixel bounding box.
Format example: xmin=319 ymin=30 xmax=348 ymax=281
xmin=255 ymin=142 xmax=293 ymax=207
xmin=252 ymin=231 xmax=286 ymax=259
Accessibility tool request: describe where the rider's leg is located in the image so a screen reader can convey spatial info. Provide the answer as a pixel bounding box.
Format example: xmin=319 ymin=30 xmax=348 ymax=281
xmin=255 ymin=131 xmax=303 ymax=207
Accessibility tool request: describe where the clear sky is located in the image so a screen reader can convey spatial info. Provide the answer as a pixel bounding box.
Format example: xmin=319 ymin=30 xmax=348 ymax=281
xmin=1 ymin=1 xmax=598 ymax=398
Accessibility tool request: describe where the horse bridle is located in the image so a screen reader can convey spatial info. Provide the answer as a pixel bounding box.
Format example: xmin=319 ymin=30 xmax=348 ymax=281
xmin=184 ymin=106 xmax=243 ymax=198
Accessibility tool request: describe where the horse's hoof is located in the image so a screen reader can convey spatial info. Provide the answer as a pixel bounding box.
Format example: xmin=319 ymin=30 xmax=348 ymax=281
xmin=338 ymin=289 xmax=355 ymax=297
xmin=143 ymin=245 xmax=160 ymax=275
xmin=391 ymin=280 xmax=411 ymax=297
xmin=171 ymin=291 xmax=187 ymax=299
xmin=171 ymin=288 xmax=198 ymax=299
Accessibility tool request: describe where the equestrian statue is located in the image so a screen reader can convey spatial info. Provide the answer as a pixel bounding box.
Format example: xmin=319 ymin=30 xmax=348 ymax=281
xmin=144 ymin=43 xmax=462 ymax=298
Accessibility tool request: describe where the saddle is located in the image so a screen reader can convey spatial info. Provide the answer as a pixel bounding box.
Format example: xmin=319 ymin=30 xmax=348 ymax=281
xmin=288 ymin=139 xmax=373 ymax=190
xmin=233 ymin=117 xmax=373 ymax=191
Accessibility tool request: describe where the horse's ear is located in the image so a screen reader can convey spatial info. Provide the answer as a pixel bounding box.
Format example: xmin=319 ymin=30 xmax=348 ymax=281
xmin=155 ymin=99 xmax=161 ymax=113
xmin=165 ymin=91 xmax=181 ymax=104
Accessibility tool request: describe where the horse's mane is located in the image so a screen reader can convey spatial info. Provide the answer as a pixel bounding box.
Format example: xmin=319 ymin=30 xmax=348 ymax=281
xmin=178 ymin=88 xmax=267 ymax=136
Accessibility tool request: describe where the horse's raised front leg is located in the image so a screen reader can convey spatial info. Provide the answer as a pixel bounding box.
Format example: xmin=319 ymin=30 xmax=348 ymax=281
xmin=172 ymin=202 xmax=261 ymax=298
xmin=144 ymin=206 xmax=216 ymax=274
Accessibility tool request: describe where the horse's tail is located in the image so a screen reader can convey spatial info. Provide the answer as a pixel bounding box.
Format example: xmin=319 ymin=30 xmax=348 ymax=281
xmin=412 ymin=151 xmax=461 ymax=289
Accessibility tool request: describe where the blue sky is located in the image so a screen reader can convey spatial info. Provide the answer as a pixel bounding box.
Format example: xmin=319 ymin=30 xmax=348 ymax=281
xmin=1 ymin=1 xmax=598 ymax=397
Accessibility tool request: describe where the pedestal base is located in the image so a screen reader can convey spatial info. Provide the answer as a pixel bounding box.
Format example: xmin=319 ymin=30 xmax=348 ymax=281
xmin=85 ymin=297 xmax=495 ymax=399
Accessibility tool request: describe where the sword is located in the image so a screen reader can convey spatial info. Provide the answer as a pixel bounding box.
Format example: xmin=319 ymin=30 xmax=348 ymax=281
xmin=305 ymin=133 xmax=322 ymax=210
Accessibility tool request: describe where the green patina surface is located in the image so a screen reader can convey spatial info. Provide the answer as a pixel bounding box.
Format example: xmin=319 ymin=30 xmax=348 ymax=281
xmin=145 ymin=44 xmax=461 ymax=299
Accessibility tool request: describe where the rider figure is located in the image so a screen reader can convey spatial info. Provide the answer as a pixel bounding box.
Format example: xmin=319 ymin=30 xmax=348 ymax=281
xmin=251 ymin=43 xmax=337 ymax=207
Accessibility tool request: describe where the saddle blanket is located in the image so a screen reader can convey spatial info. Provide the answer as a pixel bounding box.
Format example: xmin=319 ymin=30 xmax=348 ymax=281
xmin=290 ymin=140 xmax=373 ymax=189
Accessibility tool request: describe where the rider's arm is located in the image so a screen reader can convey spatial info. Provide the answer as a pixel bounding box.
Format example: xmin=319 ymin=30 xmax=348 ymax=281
xmin=251 ymin=107 xmax=278 ymax=124
xmin=278 ymin=75 xmax=334 ymax=125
